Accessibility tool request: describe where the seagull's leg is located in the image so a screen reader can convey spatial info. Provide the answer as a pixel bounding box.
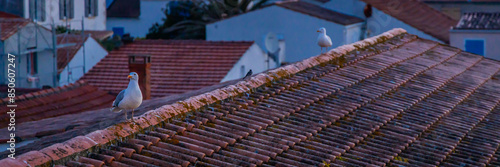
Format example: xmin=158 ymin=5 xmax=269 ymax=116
xmin=131 ymin=109 xmax=135 ymax=122
xmin=124 ymin=110 xmax=128 ymax=121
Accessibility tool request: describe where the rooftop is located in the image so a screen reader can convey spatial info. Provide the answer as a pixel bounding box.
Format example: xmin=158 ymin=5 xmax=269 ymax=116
xmin=455 ymin=12 xmax=500 ymax=30
xmin=0 ymin=80 xmax=114 ymax=130
xmin=81 ymin=40 xmax=255 ymax=98
xmin=82 ymin=30 xmax=114 ymax=41
xmin=57 ymin=34 xmax=90 ymax=73
xmin=210 ymin=0 xmax=364 ymax=25
xmin=0 ymin=11 xmax=21 ymax=18
xmin=361 ymin=0 xmax=458 ymax=43
xmin=0 ymin=18 xmax=29 ymax=41
xmin=275 ymin=1 xmax=364 ymax=25
xmin=420 ymin=0 xmax=500 ymax=2
xmin=4 ymin=28 xmax=500 ymax=167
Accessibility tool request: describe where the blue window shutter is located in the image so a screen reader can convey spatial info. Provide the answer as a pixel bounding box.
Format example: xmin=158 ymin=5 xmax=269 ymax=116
xmin=465 ymin=40 xmax=484 ymax=56
xmin=112 ymin=27 xmax=124 ymax=37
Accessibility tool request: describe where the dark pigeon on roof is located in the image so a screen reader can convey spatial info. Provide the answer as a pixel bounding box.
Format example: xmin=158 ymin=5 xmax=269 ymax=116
xmin=455 ymin=12 xmax=500 ymax=30
xmin=107 ymin=0 xmax=140 ymax=18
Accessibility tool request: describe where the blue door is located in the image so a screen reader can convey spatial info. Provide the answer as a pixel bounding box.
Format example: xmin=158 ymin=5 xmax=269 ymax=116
xmin=465 ymin=39 xmax=485 ymax=56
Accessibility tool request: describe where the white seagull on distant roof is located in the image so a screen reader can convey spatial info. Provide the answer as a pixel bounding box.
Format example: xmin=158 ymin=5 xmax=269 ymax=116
xmin=317 ymin=27 xmax=332 ymax=54
xmin=111 ymin=72 xmax=143 ymax=122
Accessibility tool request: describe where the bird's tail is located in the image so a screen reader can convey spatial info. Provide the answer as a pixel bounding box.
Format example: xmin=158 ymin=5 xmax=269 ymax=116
xmin=110 ymin=107 xmax=122 ymax=113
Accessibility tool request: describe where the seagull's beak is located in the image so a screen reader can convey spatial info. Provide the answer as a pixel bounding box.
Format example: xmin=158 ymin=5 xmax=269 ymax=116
xmin=317 ymin=30 xmax=320 ymax=32
xmin=128 ymin=75 xmax=132 ymax=79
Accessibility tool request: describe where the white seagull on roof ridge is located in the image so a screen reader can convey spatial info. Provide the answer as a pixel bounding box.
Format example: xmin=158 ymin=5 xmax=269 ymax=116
xmin=317 ymin=27 xmax=332 ymax=54
xmin=111 ymin=72 xmax=143 ymax=122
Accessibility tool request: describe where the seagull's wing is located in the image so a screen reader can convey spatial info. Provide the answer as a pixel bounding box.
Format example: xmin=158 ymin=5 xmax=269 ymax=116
xmin=113 ymin=89 xmax=126 ymax=107
xmin=326 ymin=35 xmax=333 ymax=46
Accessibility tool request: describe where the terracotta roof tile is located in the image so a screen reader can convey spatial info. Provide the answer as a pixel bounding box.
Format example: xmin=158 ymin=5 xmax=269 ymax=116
xmin=57 ymin=34 xmax=89 ymax=72
xmin=421 ymin=0 xmax=500 ymax=2
xmin=0 ymin=18 xmax=29 ymax=41
xmin=361 ymin=0 xmax=458 ymax=43
xmin=81 ymin=40 xmax=254 ymax=98
xmin=0 ymin=81 xmax=114 ymax=128
xmin=276 ymin=1 xmax=364 ymax=25
xmin=0 ymin=11 xmax=21 ymax=18
xmin=6 ymin=28 xmax=500 ymax=166
xmin=83 ymin=30 xmax=114 ymax=40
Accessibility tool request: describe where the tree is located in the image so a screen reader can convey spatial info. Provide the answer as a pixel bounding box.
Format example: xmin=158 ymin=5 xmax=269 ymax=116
xmin=146 ymin=0 xmax=268 ymax=39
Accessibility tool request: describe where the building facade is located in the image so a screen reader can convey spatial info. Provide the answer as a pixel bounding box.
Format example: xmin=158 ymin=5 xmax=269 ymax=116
xmin=206 ymin=1 xmax=364 ymax=63
xmin=0 ymin=0 xmax=107 ymax=30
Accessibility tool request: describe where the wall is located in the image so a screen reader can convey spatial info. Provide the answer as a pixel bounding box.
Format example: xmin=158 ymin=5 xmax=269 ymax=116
xmin=106 ymin=0 xmax=170 ymax=38
xmin=221 ymin=43 xmax=275 ymax=82
xmin=1 ymin=22 xmax=55 ymax=88
xmin=207 ymin=6 xmax=359 ymax=63
xmin=22 ymin=0 xmax=107 ymax=30
xmin=450 ymin=30 xmax=500 ymax=60
xmin=323 ymin=0 xmax=442 ymax=43
xmin=59 ymin=37 xmax=108 ymax=86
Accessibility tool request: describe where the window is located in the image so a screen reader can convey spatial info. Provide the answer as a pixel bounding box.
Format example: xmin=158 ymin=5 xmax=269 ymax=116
xmin=240 ymin=65 xmax=245 ymax=78
xmin=85 ymin=0 xmax=98 ymax=17
xmin=27 ymin=48 xmax=38 ymax=75
xmin=29 ymin=0 xmax=45 ymax=21
xmin=465 ymin=39 xmax=485 ymax=56
xmin=112 ymin=27 xmax=124 ymax=37
xmin=59 ymin=0 xmax=74 ymax=19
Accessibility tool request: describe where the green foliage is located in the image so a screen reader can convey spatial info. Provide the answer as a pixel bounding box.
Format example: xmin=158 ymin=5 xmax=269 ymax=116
xmin=55 ymin=25 xmax=81 ymax=34
xmin=99 ymin=35 xmax=123 ymax=51
xmin=146 ymin=0 xmax=268 ymax=39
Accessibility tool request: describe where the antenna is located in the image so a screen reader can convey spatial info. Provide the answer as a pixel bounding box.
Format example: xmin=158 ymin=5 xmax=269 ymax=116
xmin=264 ymin=32 xmax=280 ymax=69
xmin=265 ymin=32 xmax=279 ymax=53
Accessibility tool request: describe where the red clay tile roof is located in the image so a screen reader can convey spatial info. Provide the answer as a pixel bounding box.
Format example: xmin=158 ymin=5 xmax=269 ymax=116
xmin=0 ymin=11 xmax=21 ymax=18
xmin=0 ymin=80 xmax=114 ymax=129
xmin=83 ymin=30 xmax=114 ymax=40
xmin=361 ymin=0 xmax=458 ymax=43
xmin=81 ymin=40 xmax=254 ymax=98
xmin=6 ymin=28 xmax=500 ymax=167
xmin=455 ymin=12 xmax=500 ymax=30
xmin=210 ymin=1 xmax=363 ymax=25
xmin=275 ymin=1 xmax=364 ymax=25
xmin=0 ymin=18 xmax=29 ymax=41
xmin=57 ymin=34 xmax=89 ymax=72
xmin=421 ymin=0 xmax=500 ymax=2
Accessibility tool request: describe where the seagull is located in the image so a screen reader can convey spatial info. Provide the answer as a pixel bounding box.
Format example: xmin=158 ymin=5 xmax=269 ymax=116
xmin=111 ymin=72 xmax=143 ymax=122
xmin=243 ymin=69 xmax=253 ymax=80
xmin=317 ymin=27 xmax=332 ymax=53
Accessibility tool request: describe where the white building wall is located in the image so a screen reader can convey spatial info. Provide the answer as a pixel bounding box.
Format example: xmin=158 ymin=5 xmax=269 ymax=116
xmin=59 ymin=37 xmax=108 ymax=86
xmin=207 ymin=6 xmax=361 ymax=63
xmin=1 ymin=23 xmax=55 ymax=88
xmin=324 ymin=0 xmax=442 ymax=43
xmin=450 ymin=30 xmax=500 ymax=61
xmin=23 ymin=0 xmax=107 ymax=30
xmin=221 ymin=43 xmax=275 ymax=82
xmin=106 ymin=0 xmax=170 ymax=38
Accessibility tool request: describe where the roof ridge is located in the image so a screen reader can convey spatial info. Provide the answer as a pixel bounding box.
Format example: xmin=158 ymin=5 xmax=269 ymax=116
xmin=4 ymin=28 xmax=407 ymax=166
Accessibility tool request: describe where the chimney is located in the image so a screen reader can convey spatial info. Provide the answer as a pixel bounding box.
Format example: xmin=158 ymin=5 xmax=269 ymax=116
xmin=128 ymin=54 xmax=151 ymax=100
